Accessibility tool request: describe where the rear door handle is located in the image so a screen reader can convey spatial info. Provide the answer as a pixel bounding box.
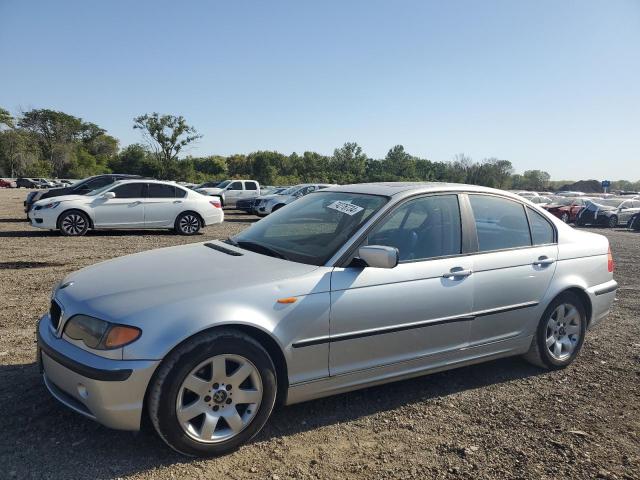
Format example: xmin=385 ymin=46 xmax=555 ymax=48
xmin=173 ymin=200 xmax=183 ymax=204
xmin=533 ymin=256 xmax=555 ymax=266
xmin=442 ymin=267 xmax=473 ymax=279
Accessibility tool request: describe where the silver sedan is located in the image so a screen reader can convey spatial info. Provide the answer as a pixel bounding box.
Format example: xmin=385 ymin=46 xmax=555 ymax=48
xmin=37 ymin=182 xmax=617 ymax=456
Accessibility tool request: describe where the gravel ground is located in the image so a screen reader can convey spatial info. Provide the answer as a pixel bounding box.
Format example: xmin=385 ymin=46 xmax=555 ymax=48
xmin=0 ymin=188 xmax=638 ymax=480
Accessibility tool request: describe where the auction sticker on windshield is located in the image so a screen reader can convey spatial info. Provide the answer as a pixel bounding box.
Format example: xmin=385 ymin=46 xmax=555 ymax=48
xmin=327 ymin=200 xmax=364 ymax=216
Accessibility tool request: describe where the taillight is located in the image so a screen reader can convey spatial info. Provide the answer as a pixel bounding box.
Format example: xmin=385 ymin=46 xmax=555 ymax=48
xmin=210 ymin=199 xmax=221 ymax=209
xmin=607 ymin=246 xmax=615 ymax=273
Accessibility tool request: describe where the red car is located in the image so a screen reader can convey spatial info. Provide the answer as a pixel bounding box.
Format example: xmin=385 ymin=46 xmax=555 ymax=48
xmin=543 ymin=197 xmax=592 ymax=223
xmin=0 ymin=178 xmax=16 ymax=188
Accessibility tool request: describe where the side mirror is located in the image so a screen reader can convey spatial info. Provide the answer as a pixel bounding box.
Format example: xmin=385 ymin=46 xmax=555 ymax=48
xmin=357 ymin=245 xmax=399 ymax=269
xmin=102 ymin=191 xmax=116 ymax=199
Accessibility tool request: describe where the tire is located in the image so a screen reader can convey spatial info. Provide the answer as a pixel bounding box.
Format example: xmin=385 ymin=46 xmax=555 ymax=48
xmin=148 ymin=329 xmax=277 ymax=457
xmin=560 ymin=212 xmax=570 ymax=223
xmin=629 ymin=216 xmax=640 ymax=231
xmin=607 ymin=215 xmax=618 ymax=228
xmin=523 ymin=292 xmax=587 ymax=369
xmin=175 ymin=212 xmax=202 ymax=235
xmin=271 ymin=204 xmax=285 ymax=213
xmin=58 ymin=210 xmax=90 ymax=236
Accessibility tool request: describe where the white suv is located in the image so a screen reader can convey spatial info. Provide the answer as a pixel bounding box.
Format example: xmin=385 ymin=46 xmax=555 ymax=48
xmin=196 ymin=180 xmax=260 ymax=207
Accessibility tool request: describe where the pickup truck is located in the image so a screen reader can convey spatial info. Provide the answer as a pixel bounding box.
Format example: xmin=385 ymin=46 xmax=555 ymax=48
xmin=196 ymin=179 xmax=260 ymax=207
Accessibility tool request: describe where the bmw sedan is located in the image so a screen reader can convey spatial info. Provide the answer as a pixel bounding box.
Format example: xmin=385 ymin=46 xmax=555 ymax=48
xmin=37 ymin=183 xmax=617 ymax=456
xmin=29 ymin=179 xmax=224 ymax=236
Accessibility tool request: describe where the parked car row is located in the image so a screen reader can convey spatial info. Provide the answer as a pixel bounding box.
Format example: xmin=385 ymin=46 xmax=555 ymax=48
xmin=509 ymin=191 xmax=640 ymax=229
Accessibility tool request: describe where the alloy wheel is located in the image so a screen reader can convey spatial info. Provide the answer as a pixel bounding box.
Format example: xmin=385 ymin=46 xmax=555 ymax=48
xmin=561 ymin=213 xmax=569 ymax=223
xmin=176 ymin=354 xmax=263 ymax=444
xmin=61 ymin=213 xmax=87 ymax=235
xmin=545 ymin=303 xmax=582 ymax=361
xmin=179 ymin=214 xmax=200 ymax=234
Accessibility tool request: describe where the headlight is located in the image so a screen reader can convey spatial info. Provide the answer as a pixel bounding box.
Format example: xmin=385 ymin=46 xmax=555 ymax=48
xmin=64 ymin=315 xmax=141 ymax=350
xmin=42 ymin=201 xmax=61 ymax=209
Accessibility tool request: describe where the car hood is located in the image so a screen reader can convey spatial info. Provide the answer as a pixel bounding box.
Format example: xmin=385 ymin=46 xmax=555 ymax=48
xmin=38 ymin=186 xmax=75 ymax=199
xmin=33 ymin=194 xmax=87 ymax=206
xmin=55 ymin=240 xmax=320 ymax=321
xmin=197 ymin=187 xmax=224 ymax=194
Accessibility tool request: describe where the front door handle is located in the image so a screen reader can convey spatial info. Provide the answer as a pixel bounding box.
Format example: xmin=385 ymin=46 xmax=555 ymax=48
xmin=131 ymin=201 xmax=142 ymax=206
xmin=173 ymin=200 xmax=183 ymax=204
xmin=533 ymin=256 xmax=556 ymax=267
xmin=442 ymin=267 xmax=473 ymax=279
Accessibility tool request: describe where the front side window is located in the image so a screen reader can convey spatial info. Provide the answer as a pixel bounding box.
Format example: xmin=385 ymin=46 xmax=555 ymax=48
xmin=469 ymin=195 xmax=531 ymax=251
xmin=231 ymin=192 xmax=388 ymax=265
xmin=111 ymin=183 xmax=145 ymax=199
xmin=148 ymin=183 xmax=176 ymax=198
xmin=229 ymin=181 xmax=243 ymax=190
xmin=367 ymin=195 xmax=462 ymax=262
xmin=527 ymin=207 xmax=554 ymax=245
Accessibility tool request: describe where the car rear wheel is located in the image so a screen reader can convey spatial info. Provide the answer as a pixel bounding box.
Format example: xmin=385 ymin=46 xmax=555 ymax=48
xmin=148 ymin=329 xmax=277 ymax=457
xmin=523 ymin=292 xmax=586 ymax=369
xmin=58 ymin=210 xmax=90 ymax=236
xmin=175 ymin=212 xmax=202 ymax=235
xmin=560 ymin=212 xmax=570 ymax=223
xmin=607 ymin=215 xmax=618 ymax=228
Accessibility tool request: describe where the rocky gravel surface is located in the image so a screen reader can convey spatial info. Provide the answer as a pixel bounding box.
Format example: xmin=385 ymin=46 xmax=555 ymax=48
xmin=0 ymin=188 xmax=638 ymax=479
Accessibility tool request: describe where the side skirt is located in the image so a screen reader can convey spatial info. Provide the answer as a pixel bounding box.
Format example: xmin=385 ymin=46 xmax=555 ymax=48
xmin=285 ymin=335 xmax=533 ymax=405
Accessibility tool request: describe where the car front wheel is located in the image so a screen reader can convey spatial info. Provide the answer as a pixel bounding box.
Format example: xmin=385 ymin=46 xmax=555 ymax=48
xmin=523 ymin=292 xmax=587 ymax=369
xmin=58 ymin=210 xmax=90 ymax=236
xmin=148 ymin=329 xmax=277 ymax=457
xmin=607 ymin=215 xmax=618 ymax=228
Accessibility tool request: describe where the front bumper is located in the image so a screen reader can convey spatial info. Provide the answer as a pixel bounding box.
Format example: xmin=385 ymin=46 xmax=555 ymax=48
xmin=37 ymin=315 xmax=159 ymax=431
xmin=28 ymin=208 xmax=57 ymax=229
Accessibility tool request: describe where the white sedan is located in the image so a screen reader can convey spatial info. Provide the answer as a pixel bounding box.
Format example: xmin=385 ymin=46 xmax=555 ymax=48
xmin=29 ymin=179 xmax=224 ymax=236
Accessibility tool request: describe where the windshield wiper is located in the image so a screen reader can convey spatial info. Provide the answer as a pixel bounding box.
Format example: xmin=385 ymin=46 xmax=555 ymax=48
xmin=235 ymin=240 xmax=289 ymax=261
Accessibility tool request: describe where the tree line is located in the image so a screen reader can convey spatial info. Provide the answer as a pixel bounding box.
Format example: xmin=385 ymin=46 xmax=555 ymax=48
xmin=1 ymin=107 xmax=637 ymax=191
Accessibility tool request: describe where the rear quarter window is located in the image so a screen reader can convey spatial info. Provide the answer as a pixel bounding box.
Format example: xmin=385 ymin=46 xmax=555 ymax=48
xmin=527 ymin=207 xmax=555 ymax=245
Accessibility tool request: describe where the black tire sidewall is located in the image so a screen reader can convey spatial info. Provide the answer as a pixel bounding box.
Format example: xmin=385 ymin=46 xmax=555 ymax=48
xmin=153 ymin=334 xmax=277 ymax=456
xmin=536 ymin=292 xmax=587 ymax=369
xmin=608 ymin=215 xmax=617 ymax=228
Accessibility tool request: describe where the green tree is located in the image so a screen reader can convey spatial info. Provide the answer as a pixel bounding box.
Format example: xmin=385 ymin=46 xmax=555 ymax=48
xmin=383 ymin=145 xmax=417 ymax=179
xmin=331 ymin=142 xmax=367 ymax=183
xmin=0 ymin=107 xmax=15 ymax=130
xmin=133 ymin=113 xmax=202 ymax=178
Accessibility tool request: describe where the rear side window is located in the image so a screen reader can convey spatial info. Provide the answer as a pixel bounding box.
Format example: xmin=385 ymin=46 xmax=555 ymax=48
xmin=111 ymin=183 xmax=145 ymax=199
xmin=527 ymin=207 xmax=554 ymax=245
xmin=175 ymin=187 xmax=187 ymax=198
xmin=148 ymin=183 xmax=176 ymax=198
xmin=368 ymin=195 xmax=462 ymax=262
xmin=245 ymin=182 xmax=258 ymax=191
xmin=469 ymin=195 xmax=531 ymax=251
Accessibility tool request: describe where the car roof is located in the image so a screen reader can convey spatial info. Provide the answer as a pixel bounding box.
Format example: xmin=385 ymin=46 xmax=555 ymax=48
xmin=324 ymin=182 xmax=523 ymax=199
xmin=110 ymin=179 xmax=181 ymax=187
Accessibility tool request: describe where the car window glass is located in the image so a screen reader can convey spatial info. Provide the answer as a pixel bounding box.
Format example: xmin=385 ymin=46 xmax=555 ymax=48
xmin=83 ymin=177 xmax=112 ymax=190
xmin=148 ymin=183 xmax=175 ymax=198
xmin=175 ymin=187 xmax=187 ymax=198
xmin=111 ymin=183 xmax=145 ymax=199
xmin=527 ymin=208 xmax=554 ymax=245
xmin=367 ymin=195 xmax=462 ymax=262
xmin=229 ymin=181 xmax=243 ymax=190
xmin=245 ymin=182 xmax=258 ymax=191
xmin=469 ymin=195 xmax=531 ymax=251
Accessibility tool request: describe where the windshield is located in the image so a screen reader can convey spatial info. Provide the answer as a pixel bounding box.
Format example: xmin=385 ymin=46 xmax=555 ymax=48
xmin=231 ymin=191 xmax=388 ymax=265
xmin=216 ymin=180 xmax=231 ymax=189
xmin=277 ymin=186 xmax=302 ymax=196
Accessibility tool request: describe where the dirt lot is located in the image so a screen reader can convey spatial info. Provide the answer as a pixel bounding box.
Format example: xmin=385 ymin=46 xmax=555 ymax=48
xmin=0 ymin=188 xmax=638 ymax=480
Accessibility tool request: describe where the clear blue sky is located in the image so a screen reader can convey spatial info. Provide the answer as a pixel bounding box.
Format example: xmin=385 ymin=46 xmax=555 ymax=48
xmin=1 ymin=0 xmax=639 ymax=180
